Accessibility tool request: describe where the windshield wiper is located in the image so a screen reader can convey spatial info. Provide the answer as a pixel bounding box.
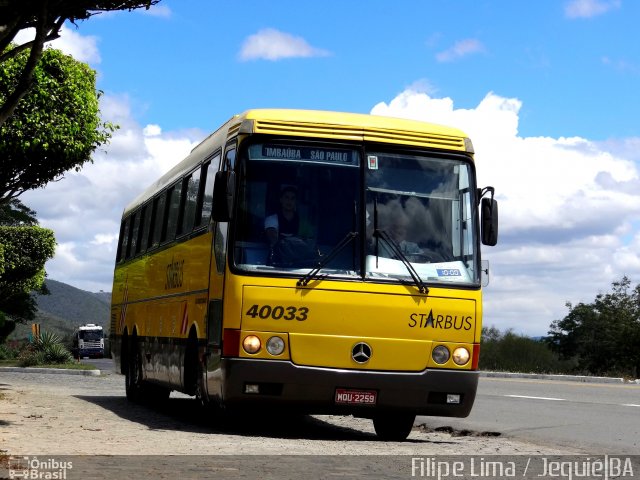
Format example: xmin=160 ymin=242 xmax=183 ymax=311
xmin=371 ymin=192 xmax=428 ymax=294
xmin=374 ymin=229 xmax=429 ymax=295
xmin=297 ymin=231 xmax=358 ymax=287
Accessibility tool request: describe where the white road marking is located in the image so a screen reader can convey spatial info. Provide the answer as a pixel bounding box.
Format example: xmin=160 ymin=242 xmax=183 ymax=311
xmin=505 ymin=394 xmax=565 ymax=401
xmin=506 ymin=396 xmax=640 ymax=408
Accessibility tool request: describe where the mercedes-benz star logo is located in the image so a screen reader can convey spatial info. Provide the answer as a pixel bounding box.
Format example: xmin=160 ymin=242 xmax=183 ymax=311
xmin=351 ymin=342 xmax=372 ymax=364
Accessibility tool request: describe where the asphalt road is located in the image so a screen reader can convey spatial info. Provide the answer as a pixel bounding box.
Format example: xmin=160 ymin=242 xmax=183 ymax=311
xmin=84 ymin=359 xmax=639 ymax=454
xmin=84 ymin=357 xmax=115 ymax=373
xmin=418 ymin=376 xmax=640 ymax=454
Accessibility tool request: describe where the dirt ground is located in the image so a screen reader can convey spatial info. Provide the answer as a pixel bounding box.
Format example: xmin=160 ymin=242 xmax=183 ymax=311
xmin=0 ymin=371 xmax=581 ymax=457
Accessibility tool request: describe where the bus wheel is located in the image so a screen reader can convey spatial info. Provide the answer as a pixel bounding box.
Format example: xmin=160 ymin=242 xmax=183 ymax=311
xmin=125 ymin=335 xmax=144 ymax=402
xmin=372 ymin=412 xmax=416 ymax=441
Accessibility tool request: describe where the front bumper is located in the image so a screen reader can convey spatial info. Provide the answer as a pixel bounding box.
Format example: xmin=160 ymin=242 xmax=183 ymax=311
xmin=220 ymin=358 xmax=478 ymax=417
xmin=78 ymin=348 xmax=104 ymax=358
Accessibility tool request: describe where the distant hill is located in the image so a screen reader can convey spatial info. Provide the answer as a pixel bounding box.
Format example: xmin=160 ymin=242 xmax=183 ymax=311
xmin=10 ymin=279 xmax=111 ymax=341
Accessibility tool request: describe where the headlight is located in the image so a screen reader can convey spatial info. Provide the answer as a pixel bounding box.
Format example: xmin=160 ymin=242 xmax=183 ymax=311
xmin=452 ymin=347 xmax=470 ymax=365
xmin=432 ymin=345 xmax=450 ymax=364
xmin=266 ymin=336 xmax=285 ymax=356
xmin=242 ymin=335 xmax=261 ymax=354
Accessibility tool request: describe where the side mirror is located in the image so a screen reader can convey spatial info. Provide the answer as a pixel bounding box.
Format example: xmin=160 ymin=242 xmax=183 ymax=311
xmin=211 ymin=171 xmax=235 ymax=222
xmin=481 ymin=197 xmax=498 ymax=246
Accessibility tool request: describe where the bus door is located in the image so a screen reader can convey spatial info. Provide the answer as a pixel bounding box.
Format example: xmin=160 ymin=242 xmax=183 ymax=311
xmin=203 ymin=143 xmax=236 ymax=400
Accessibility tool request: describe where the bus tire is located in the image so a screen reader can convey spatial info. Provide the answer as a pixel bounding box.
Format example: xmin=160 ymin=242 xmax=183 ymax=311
xmin=372 ymin=412 xmax=416 ymax=441
xmin=183 ymin=329 xmax=199 ymax=396
xmin=125 ymin=334 xmax=145 ymax=402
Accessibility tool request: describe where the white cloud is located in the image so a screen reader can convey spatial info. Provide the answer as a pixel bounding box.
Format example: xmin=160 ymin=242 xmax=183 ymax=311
xmin=372 ymin=87 xmax=640 ymax=336
xmin=13 ymin=25 xmax=101 ymax=65
xmin=140 ymin=4 xmax=172 ymax=18
xmin=564 ymin=0 xmax=621 ymax=19
xmin=143 ymin=124 xmax=162 ymax=137
xmin=435 ymin=38 xmax=485 ymax=63
xmin=239 ymin=28 xmax=331 ymax=61
xmin=21 ymin=94 xmax=205 ymax=293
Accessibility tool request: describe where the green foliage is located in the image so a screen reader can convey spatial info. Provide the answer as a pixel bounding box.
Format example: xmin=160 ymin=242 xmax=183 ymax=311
xmin=0 ymin=225 xmax=55 ymax=339
xmin=0 ymin=226 xmax=55 ymax=297
xmin=17 ymin=346 xmax=46 ymax=367
xmin=17 ymin=330 xmax=73 ymax=366
xmin=0 ymin=46 xmax=115 ymax=203
xmin=33 ymin=330 xmax=61 ymax=351
xmin=0 ymin=198 xmax=38 ymax=225
xmin=0 ymin=310 xmax=17 ymax=343
xmin=42 ymin=342 xmax=74 ymax=364
xmin=479 ymin=326 xmax=575 ymax=374
xmin=0 ymin=340 xmax=20 ymax=360
xmin=0 ymin=1 xmax=160 ymax=128
xmin=548 ymin=276 xmax=640 ymax=377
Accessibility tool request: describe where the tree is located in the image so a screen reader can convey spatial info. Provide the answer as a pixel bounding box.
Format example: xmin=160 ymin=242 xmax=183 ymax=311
xmin=0 ymin=0 xmax=160 ymax=127
xmin=548 ymin=276 xmax=640 ymax=377
xmin=0 ymin=225 xmax=55 ymax=341
xmin=0 ymin=46 xmax=115 ymax=204
xmin=0 ymin=200 xmax=52 ymax=342
xmin=0 ymin=198 xmax=38 ymax=225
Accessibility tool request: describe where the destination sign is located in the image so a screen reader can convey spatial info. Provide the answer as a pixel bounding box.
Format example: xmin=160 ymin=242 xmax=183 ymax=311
xmin=249 ymin=144 xmax=358 ymax=166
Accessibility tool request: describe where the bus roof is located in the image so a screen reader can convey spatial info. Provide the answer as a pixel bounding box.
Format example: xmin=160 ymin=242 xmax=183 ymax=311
xmin=123 ymin=109 xmax=472 ymax=215
xmin=241 ymin=109 xmax=469 ymax=139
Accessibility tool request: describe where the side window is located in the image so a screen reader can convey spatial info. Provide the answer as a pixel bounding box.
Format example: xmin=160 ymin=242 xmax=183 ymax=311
xmin=152 ymin=193 xmax=167 ymax=247
xmin=117 ymin=218 xmax=130 ymax=262
xmin=164 ymin=182 xmax=183 ymax=242
xmin=224 ymin=147 xmax=236 ymax=170
xmin=198 ymin=154 xmax=220 ymax=226
xmin=140 ymin=203 xmax=152 ymax=252
xmin=179 ymin=168 xmax=200 ymax=236
xmin=213 ymin=147 xmax=235 ymax=274
xmin=135 ymin=207 xmax=146 ymax=255
xmin=125 ymin=212 xmax=137 ymax=259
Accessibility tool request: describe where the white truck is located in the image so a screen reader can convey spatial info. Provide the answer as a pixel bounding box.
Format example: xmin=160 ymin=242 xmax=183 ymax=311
xmin=72 ymin=324 xmax=104 ymax=359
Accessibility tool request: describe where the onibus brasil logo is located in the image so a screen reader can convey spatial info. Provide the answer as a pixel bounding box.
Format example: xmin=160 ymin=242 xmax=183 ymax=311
xmin=7 ymin=456 xmax=73 ymax=479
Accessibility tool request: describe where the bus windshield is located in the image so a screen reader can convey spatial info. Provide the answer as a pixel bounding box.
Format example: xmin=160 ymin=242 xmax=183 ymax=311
xmin=232 ymin=142 xmax=478 ymax=286
xmin=80 ymin=330 xmax=102 ymax=341
xmin=233 ymin=142 xmax=361 ymax=277
xmin=365 ymin=152 xmax=478 ymax=285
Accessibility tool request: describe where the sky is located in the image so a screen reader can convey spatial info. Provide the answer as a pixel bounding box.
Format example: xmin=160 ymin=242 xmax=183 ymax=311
xmin=15 ymin=0 xmax=640 ymax=336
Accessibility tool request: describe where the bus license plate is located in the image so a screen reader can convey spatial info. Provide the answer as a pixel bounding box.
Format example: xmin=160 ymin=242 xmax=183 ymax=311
xmin=335 ymin=388 xmax=377 ymax=405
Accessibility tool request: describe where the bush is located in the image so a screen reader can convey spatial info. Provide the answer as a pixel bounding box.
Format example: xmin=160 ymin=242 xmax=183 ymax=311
xmin=480 ymin=327 xmax=576 ymax=374
xmin=0 ymin=342 xmax=18 ymax=360
xmin=33 ymin=330 xmax=61 ymax=351
xmin=16 ymin=330 xmax=73 ymax=366
xmin=16 ymin=345 xmax=43 ymax=366
xmin=42 ymin=343 xmax=73 ymax=364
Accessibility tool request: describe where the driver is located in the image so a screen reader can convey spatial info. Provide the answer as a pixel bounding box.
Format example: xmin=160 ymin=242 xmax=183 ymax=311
xmin=264 ymin=185 xmax=300 ymax=246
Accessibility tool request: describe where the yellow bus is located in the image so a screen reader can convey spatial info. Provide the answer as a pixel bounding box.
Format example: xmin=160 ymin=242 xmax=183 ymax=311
xmin=110 ymin=109 xmax=498 ymax=440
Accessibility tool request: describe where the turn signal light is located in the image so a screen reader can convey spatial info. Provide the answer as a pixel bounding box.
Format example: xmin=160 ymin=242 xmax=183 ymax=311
xmin=242 ymin=335 xmax=261 ymax=354
xmin=452 ymin=347 xmax=470 ymax=365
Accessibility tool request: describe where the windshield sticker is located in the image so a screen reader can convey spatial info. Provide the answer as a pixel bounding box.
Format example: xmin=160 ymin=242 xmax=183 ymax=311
xmin=367 ymin=155 xmax=378 ymax=170
xmin=437 ymin=268 xmax=461 ymax=277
